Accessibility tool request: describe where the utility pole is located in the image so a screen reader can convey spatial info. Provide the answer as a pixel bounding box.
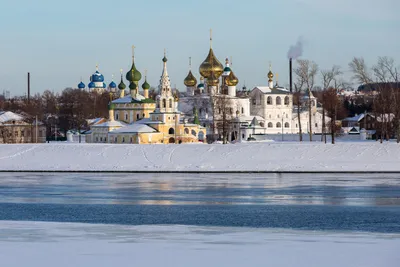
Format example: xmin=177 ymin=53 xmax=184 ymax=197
xmin=35 ymin=115 xmax=38 ymax=143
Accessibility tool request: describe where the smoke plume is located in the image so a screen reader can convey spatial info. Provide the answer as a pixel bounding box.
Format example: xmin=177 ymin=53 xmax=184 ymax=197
xmin=287 ymin=37 xmax=303 ymax=59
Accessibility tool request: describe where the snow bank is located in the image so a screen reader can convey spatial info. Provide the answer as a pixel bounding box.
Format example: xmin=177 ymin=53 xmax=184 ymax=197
xmin=1 ymin=142 xmax=400 ymax=172
xmin=0 ymin=221 xmax=399 ymax=267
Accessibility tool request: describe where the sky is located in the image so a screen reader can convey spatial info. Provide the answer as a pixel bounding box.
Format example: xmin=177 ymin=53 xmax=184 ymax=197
xmin=0 ymin=0 xmax=399 ymax=96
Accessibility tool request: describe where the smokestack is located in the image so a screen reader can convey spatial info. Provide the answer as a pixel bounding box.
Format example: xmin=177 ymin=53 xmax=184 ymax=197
xmin=289 ymin=58 xmax=293 ymax=93
xmin=27 ymin=72 xmax=30 ymax=103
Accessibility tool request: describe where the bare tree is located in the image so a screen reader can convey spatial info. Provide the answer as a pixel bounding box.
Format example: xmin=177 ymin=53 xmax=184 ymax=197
xmin=212 ymin=94 xmax=234 ymax=144
xmin=294 ymin=59 xmax=318 ymax=141
xmin=321 ymin=66 xmax=342 ymax=143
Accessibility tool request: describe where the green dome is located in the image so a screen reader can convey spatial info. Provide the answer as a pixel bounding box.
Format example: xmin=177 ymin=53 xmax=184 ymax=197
xmin=118 ymin=81 xmax=126 ymax=90
xmin=142 ymin=79 xmax=150 ymax=90
xmin=162 ymin=56 xmax=168 ymax=63
xmin=129 ymin=82 xmax=137 ymax=90
xmin=108 ymin=103 xmax=115 ymax=110
xmin=224 ymin=66 xmax=231 ymax=72
xmin=126 ymin=59 xmax=142 ymax=82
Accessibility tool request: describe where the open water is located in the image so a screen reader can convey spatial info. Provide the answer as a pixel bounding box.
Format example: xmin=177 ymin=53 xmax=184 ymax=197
xmin=0 ymin=172 xmax=399 ymax=233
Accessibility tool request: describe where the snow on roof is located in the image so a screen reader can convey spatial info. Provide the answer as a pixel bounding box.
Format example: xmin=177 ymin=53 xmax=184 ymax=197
xmin=254 ymin=86 xmax=290 ymax=95
xmin=236 ymin=115 xmax=265 ymax=123
xmin=87 ymin=118 xmax=105 ymax=125
xmin=112 ymin=94 xmax=146 ymax=104
xmin=92 ymin=120 xmax=126 ymax=128
xmin=343 ymin=114 xmax=365 ymax=122
xmin=0 ymin=111 xmax=24 ymax=123
xmin=110 ymin=123 xmax=157 ymax=134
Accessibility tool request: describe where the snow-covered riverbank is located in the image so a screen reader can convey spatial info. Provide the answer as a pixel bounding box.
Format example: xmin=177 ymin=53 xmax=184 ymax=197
xmin=1 ymin=142 xmax=399 ymax=172
xmin=0 ymin=221 xmax=398 ymax=267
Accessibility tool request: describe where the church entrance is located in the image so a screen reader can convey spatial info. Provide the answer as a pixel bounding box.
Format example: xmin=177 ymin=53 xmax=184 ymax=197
xmin=168 ymin=137 xmax=175 ymax=144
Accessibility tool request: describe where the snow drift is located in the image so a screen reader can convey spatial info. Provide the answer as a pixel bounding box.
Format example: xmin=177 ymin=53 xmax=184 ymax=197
xmin=1 ymin=142 xmax=400 ymax=172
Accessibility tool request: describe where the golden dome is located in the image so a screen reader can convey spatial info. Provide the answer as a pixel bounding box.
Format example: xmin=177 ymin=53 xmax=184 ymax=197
xmin=184 ymin=70 xmax=197 ymax=87
xmin=199 ymin=48 xmax=223 ymax=79
xmin=207 ymin=72 xmax=219 ymax=86
xmin=226 ymin=70 xmax=239 ymax=86
xmin=268 ymin=70 xmax=274 ymax=80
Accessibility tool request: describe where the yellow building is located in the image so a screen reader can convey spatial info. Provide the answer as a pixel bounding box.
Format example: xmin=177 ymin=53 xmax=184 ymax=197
xmin=89 ymin=50 xmax=206 ymax=144
xmin=0 ymin=111 xmax=46 ymax=143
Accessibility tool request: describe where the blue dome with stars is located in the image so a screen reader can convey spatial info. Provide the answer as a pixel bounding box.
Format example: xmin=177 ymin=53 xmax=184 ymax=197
xmin=78 ymin=81 xmax=85 ymax=89
xmin=109 ymin=81 xmax=117 ymax=88
xmin=90 ymin=70 xmax=104 ymax=83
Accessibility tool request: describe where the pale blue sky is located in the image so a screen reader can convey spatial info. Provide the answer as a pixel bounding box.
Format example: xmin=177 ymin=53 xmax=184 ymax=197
xmin=0 ymin=0 xmax=399 ymax=95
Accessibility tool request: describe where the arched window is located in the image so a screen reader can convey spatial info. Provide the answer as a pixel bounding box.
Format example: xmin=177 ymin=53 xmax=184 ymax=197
xmin=285 ymin=122 xmax=290 ymax=128
xmin=169 ymin=99 xmax=173 ymax=108
xmin=163 ymin=99 xmax=166 ymax=108
xmin=276 ymin=96 xmax=281 ymax=105
xmin=284 ymin=96 xmax=290 ymax=105
xmin=191 ymin=129 xmax=197 ymax=136
xmin=122 ymin=137 xmax=125 ymax=143
xmin=184 ymin=128 xmax=189 ymax=134
xmin=260 ymin=122 xmax=265 ymax=127
xmin=252 ymin=98 xmax=256 ymax=105
xmin=276 ymin=122 xmax=281 ymax=128
xmin=198 ymin=131 xmax=205 ymax=141
xmin=241 ymin=107 xmax=244 ymax=114
xmin=267 ymin=96 xmax=272 ymax=105
xmin=143 ymin=113 xmax=145 ymax=118
xmin=268 ymin=122 xmax=273 ymax=128
xmin=116 ymin=113 xmax=119 ymax=120
xmin=169 ymin=128 xmax=174 ymax=135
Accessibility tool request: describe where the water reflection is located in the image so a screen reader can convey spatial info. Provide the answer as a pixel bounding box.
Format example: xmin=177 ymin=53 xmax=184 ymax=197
xmin=0 ymin=173 xmax=399 ymax=206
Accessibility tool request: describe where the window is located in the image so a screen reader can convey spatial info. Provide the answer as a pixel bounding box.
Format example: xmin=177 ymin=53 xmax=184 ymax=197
xmin=125 ymin=113 xmax=128 ymax=120
xmin=269 ymin=114 xmax=271 ymax=118
xmin=276 ymin=96 xmax=281 ymax=105
xmin=169 ymin=99 xmax=172 ymax=108
xmin=122 ymin=137 xmax=125 ymax=143
xmin=143 ymin=113 xmax=145 ymax=118
xmin=100 ymin=137 xmax=103 ymax=142
xmin=296 ymin=124 xmax=298 ymax=128
xmin=137 ymin=114 xmax=139 ymax=120
xmin=104 ymin=137 xmax=107 ymax=142
xmin=284 ymin=96 xmax=290 ymax=105
xmin=286 ymin=114 xmax=288 ymax=118
xmin=268 ymin=122 xmax=273 ymax=128
xmin=116 ymin=114 xmax=119 ymax=120
xmin=130 ymin=137 xmax=133 ymax=143
xmin=252 ymin=98 xmax=256 ymax=105
xmin=277 ymin=114 xmax=280 ymax=118
xmin=242 ymin=134 xmax=245 ymax=138
xmin=267 ymin=96 xmax=272 ymax=105
xmin=285 ymin=122 xmax=290 ymax=128
xmin=21 ymin=131 xmax=24 ymax=137
xmin=218 ymin=108 xmax=221 ymax=114
xmin=241 ymin=107 xmax=244 ymax=114
xmin=276 ymin=122 xmax=281 ymax=128
xmin=206 ymin=108 xmax=208 ymax=114
xmin=315 ymin=123 xmax=318 ymax=127
xmin=163 ymin=99 xmax=166 ymax=108
xmin=96 ymin=137 xmax=98 ymax=142
xmin=15 ymin=131 xmax=18 ymax=136
xmin=169 ymin=128 xmax=174 ymax=134
xmin=191 ymin=129 xmax=197 ymax=136
xmin=115 ymin=137 xmax=117 ymax=143
xmin=184 ymin=128 xmax=189 ymax=134
xmin=230 ymin=108 xmax=233 ymax=114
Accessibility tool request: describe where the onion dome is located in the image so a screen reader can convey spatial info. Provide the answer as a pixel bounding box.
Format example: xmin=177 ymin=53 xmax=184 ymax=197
xmin=174 ymin=92 xmax=179 ymax=102
xmin=142 ymin=79 xmax=150 ymax=90
xmin=207 ymin=72 xmax=219 ymax=86
xmin=129 ymin=82 xmax=137 ymax=90
xmin=126 ymin=58 xmax=142 ymax=82
xmin=268 ymin=70 xmax=274 ymax=80
xmin=91 ymin=70 xmax=104 ymax=82
xmin=223 ymin=58 xmax=231 ymax=73
xmin=103 ymin=82 xmax=107 ymax=88
xmin=162 ymin=55 xmax=168 ymax=63
xmin=118 ymin=80 xmax=126 ymax=90
xmin=199 ymin=48 xmax=223 ymax=78
xmin=78 ymin=81 xmax=85 ymax=89
xmin=108 ymin=103 xmax=115 ymax=110
xmin=197 ymin=76 xmax=205 ymax=88
xmin=109 ymin=81 xmax=117 ymax=89
xmin=242 ymin=85 xmax=247 ymax=91
xmin=226 ymin=70 xmax=239 ymax=86
xmin=184 ymin=70 xmax=197 ymax=87
xmin=88 ymin=82 xmax=95 ymax=88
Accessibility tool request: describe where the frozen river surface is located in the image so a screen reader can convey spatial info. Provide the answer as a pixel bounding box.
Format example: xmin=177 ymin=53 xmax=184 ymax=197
xmin=0 ymin=172 xmax=399 ymax=266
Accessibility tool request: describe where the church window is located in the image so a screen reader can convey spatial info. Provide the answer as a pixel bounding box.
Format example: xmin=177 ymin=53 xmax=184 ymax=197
xmin=252 ymin=98 xmax=256 ymax=105
xmin=241 ymin=107 xmax=244 ymax=114
xmin=276 ymin=122 xmax=281 ymax=128
xmin=104 ymin=137 xmax=107 ymax=142
xmin=276 ymin=96 xmax=282 ymax=105
xmin=242 ymin=134 xmax=245 ymax=138
xmin=116 ymin=114 xmax=119 ymax=120
xmin=115 ymin=137 xmax=117 ymax=143
xmin=169 ymin=128 xmax=174 ymax=135
xmin=130 ymin=137 xmax=133 ymax=143
xmin=169 ymin=99 xmax=173 ymax=108
xmin=125 ymin=113 xmax=128 ymax=120
xmin=184 ymin=128 xmax=189 ymax=134
xmin=122 ymin=137 xmax=125 ymax=143
xmin=315 ymin=123 xmax=318 ymax=127
xmin=137 ymin=114 xmax=139 ymax=120
xmin=285 ymin=122 xmax=290 ymax=128
xmin=277 ymin=114 xmax=280 ymax=118
xmin=100 ymin=137 xmax=103 ymax=142
xmin=268 ymin=122 xmax=273 ymax=128
xmin=260 ymin=122 xmax=265 ymax=127
xmin=284 ymin=96 xmax=290 ymax=105
xmin=191 ymin=129 xmax=197 ymax=136
xmin=163 ymin=99 xmax=166 ymax=108
xmin=143 ymin=113 xmax=145 ymax=118
xmin=267 ymin=96 xmax=272 ymax=105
